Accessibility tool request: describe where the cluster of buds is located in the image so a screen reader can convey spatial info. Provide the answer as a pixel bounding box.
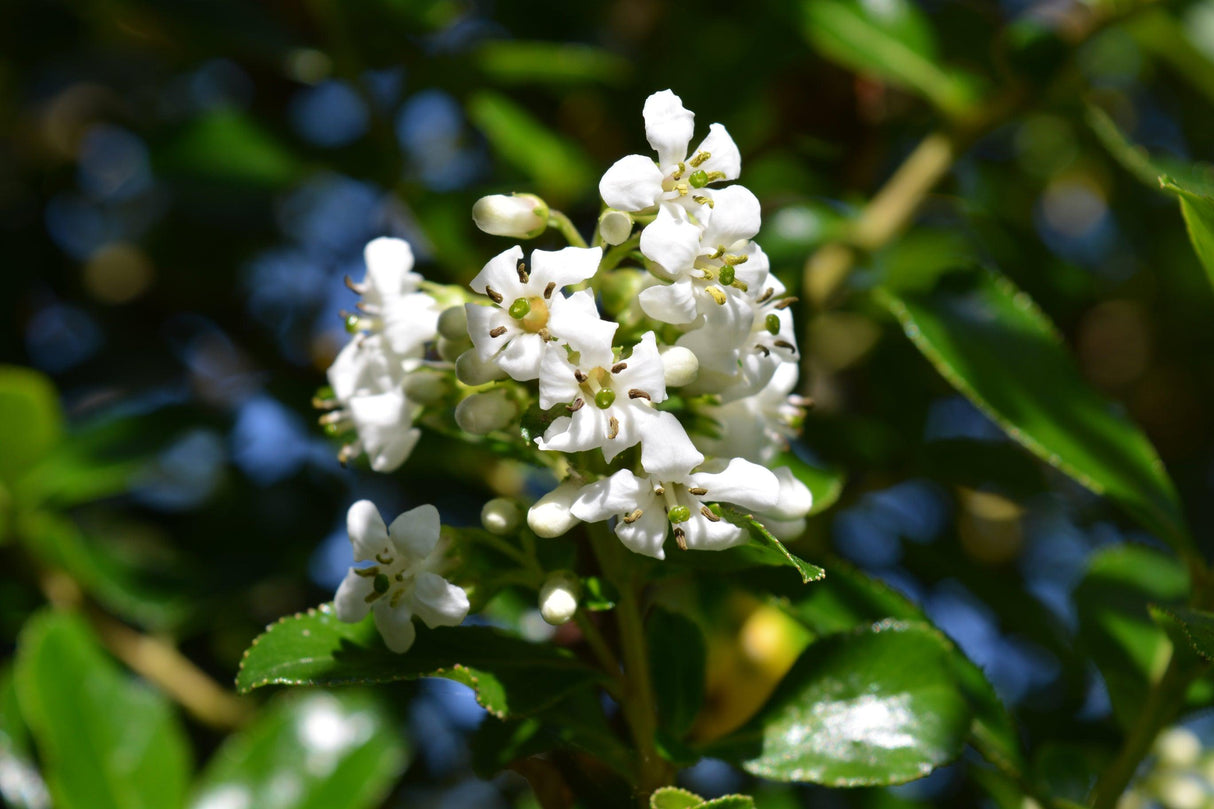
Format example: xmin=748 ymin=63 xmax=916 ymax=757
xmin=320 ymin=90 xmax=812 ymax=652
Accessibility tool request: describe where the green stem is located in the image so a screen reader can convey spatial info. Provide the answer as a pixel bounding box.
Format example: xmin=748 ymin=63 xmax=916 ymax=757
xmin=599 ymin=235 xmax=641 ymax=274
xmin=548 ymin=210 xmax=587 ymax=248
xmin=574 ymin=611 xmax=624 ymax=697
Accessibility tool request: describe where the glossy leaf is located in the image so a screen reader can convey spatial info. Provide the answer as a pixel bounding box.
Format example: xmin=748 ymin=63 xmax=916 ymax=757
xmin=0 ymin=366 xmax=62 ymax=485
xmin=719 ymin=506 xmax=826 ymax=583
xmin=1150 ymin=605 xmax=1214 ymax=662
xmin=711 ymin=621 xmax=972 ymax=786
xmin=466 ymin=91 xmax=595 ymax=201
xmin=800 ymin=0 xmax=980 ymax=117
xmin=651 ymin=788 xmax=756 ymax=809
xmin=474 ymin=41 xmax=631 ymax=85
xmin=190 ymin=690 xmax=408 ymax=809
xmin=648 ymin=608 xmax=707 ymax=737
xmin=878 ymin=270 xmax=1190 ymax=551
xmin=1161 ymin=175 xmax=1214 ymax=288
xmin=15 ymin=611 xmax=191 ymax=809
xmin=237 ymin=604 xmax=603 ymax=718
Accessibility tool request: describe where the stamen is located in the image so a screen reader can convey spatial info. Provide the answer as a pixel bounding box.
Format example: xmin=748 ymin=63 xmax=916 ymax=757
xmin=755 ymin=344 xmax=770 ymax=356
xmin=574 ymin=369 xmax=588 ymax=383
xmin=568 ymin=397 xmax=585 ymax=412
xmin=489 ymin=326 xmax=507 ymax=338
xmin=731 ymin=279 xmax=748 ymax=292
xmin=654 ymin=485 xmax=665 ymax=496
xmin=701 ymin=506 xmax=721 ymax=522
xmin=516 ymin=259 xmax=529 ymax=283
xmin=706 ymin=286 xmax=727 ymax=305
xmin=364 ymin=589 xmax=385 ymax=603
xmin=353 ymin=566 xmax=380 ymax=577
xmin=375 ymin=552 xmax=393 ymax=565
xmin=343 ymin=275 xmax=366 ymax=294
xmin=543 ymin=282 xmax=555 ymax=299
xmin=688 ymin=487 xmax=708 ymax=495
xmin=773 ymin=340 xmax=797 ymax=353
xmin=723 ymin=254 xmax=749 ymax=266
xmin=611 ymin=362 xmax=627 ymax=374
xmin=389 ymin=589 xmax=405 ymax=608
xmin=485 ymin=285 xmax=503 ymax=304
xmin=693 ymin=195 xmax=714 ymax=208
xmin=774 ymin=296 xmax=799 ymax=310
xmin=607 ymin=416 xmax=619 ymax=439
xmin=671 ymin=161 xmax=686 ymax=180
xmin=628 ymin=389 xmax=650 ymax=400
xmin=689 ymin=151 xmax=711 ymax=167
xmin=757 ymin=287 xmax=775 ymax=304
xmin=622 ymin=509 xmax=643 ymax=524
xmin=674 ymin=526 xmax=687 ymax=551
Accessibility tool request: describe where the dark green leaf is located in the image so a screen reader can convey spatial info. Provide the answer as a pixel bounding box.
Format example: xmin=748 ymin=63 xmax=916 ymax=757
xmin=466 ymin=91 xmax=595 ymax=202
xmin=719 ymin=506 xmax=826 ymax=584
xmin=1149 ymin=605 xmax=1214 ymax=662
xmin=878 ymin=270 xmax=1190 ymax=551
xmin=800 ymin=0 xmax=981 ymax=117
xmin=237 ymin=604 xmax=604 ymax=718
xmin=0 ymin=366 xmax=62 ymax=486
xmin=711 ymin=621 xmax=972 ymax=786
xmin=474 ymin=41 xmax=631 ymax=86
xmin=157 ymin=109 xmax=303 ymax=188
xmin=647 ymin=608 xmax=706 ymax=737
xmin=1161 ymin=175 xmax=1214 ymax=288
xmin=15 ymin=611 xmax=191 ymax=809
xmin=190 ymin=690 xmax=408 ymax=809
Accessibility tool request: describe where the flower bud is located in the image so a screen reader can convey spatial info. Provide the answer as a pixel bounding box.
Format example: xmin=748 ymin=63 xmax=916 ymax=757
xmin=401 ymin=369 xmax=450 ymax=406
xmin=527 ymin=481 xmax=581 ymax=538
xmin=437 ymin=336 xmax=470 ymax=364
xmin=598 ymin=209 xmax=633 ymax=245
xmin=437 ymin=306 xmax=469 ymax=341
xmin=659 ymin=345 xmax=699 ymax=388
xmin=1154 ymin=773 xmax=1205 ymax=809
xmin=472 ymin=193 xmax=549 ymax=239
xmin=481 ymin=497 xmax=520 ymax=536
xmin=538 ymin=571 xmax=580 ymax=625
xmin=455 ymin=389 xmax=516 ymax=435
xmin=1155 ymin=727 xmax=1201 ymax=769
xmin=455 ymin=349 xmax=506 ymax=386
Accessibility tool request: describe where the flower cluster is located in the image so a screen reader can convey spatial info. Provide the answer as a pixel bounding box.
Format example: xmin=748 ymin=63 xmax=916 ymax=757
xmin=321 ymin=90 xmax=811 ymax=653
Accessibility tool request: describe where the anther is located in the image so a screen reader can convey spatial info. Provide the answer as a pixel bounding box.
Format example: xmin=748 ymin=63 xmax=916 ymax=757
xmin=755 ymin=344 xmax=770 ymax=356
xmin=611 ymin=362 xmax=627 ymax=374
xmin=693 ymin=195 xmax=714 ymax=208
xmin=757 ymin=287 xmax=775 ymax=304
xmin=774 ymin=297 xmax=799 ymax=310
xmin=654 ymin=485 xmax=665 ymax=496
xmin=674 ymin=526 xmax=687 ymax=551
xmin=628 ymin=389 xmax=650 ymax=400
xmin=773 ymin=339 xmax=797 ymax=353
xmin=688 ymin=487 xmax=707 ymax=495
xmin=516 ymin=259 xmax=529 ymax=283
xmin=731 ymin=279 xmax=748 ymax=292
xmin=568 ymin=397 xmax=585 ymax=412
xmin=485 ymin=285 xmax=504 ymax=304
xmin=607 ymin=416 xmax=619 ymax=439
xmin=622 ymin=509 xmax=643 ymax=524
xmin=706 ymin=286 xmax=727 ymax=305
xmin=701 ymin=506 xmax=720 ymax=522
xmin=543 ymin=282 xmax=555 ymax=299
xmin=375 ymin=552 xmax=393 ymax=565
xmin=723 ymin=254 xmax=749 ymax=266
xmin=489 ymin=326 xmax=507 ymax=338
xmin=574 ymin=369 xmax=587 ymax=383
xmin=353 ymin=566 xmax=380 ymax=577
xmin=364 ymin=589 xmax=385 ymax=604
xmin=689 ymin=151 xmax=711 ymax=168
xmin=343 ymin=275 xmax=365 ymax=293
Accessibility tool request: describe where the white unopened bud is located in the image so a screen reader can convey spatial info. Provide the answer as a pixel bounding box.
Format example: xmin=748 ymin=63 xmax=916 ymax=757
xmin=472 ymin=193 xmax=549 ymax=239
xmin=527 ymin=481 xmax=581 ymax=538
xmin=456 ymin=349 xmax=506 ymax=386
xmin=659 ymin=345 xmax=699 ymax=388
xmin=1154 ymin=773 xmax=1206 ymax=809
xmin=437 ymin=306 xmax=469 ymax=341
xmin=1155 ymin=727 xmax=1202 ymax=769
xmin=454 ymin=389 xmax=516 ymax=435
xmin=401 ymin=369 xmax=450 ymax=406
xmin=481 ymin=497 xmax=520 ymax=536
xmin=539 ymin=571 xmax=580 ymax=625
xmin=598 ymin=209 xmax=633 ymax=245
xmin=438 ymin=336 xmax=470 ymax=363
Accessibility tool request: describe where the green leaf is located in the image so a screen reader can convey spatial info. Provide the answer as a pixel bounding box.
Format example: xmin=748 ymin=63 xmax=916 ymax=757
xmin=1161 ymin=175 xmax=1214 ymax=289
xmin=1150 ymin=605 xmax=1214 ymax=662
xmin=719 ymin=506 xmax=826 ymax=584
xmin=648 ymin=609 xmax=706 ymax=737
xmin=700 ymin=798 xmax=757 ymax=809
xmin=1074 ymin=544 xmax=1193 ymax=727
xmin=778 ymin=452 xmax=845 ymax=516
xmin=652 ymin=787 xmax=706 ymax=809
xmin=190 ymin=690 xmax=408 ymax=809
xmin=474 ymin=41 xmax=631 ymax=86
xmin=877 ymin=269 xmax=1190 ymax=552
xmin=711 ymin=621 xmax=972 ymax=786
xmin=157 ymin=109 xmax=303 ymax=188
xmin=237 ymin=604 xmax=604 ymax=718
xmin=0 ymin=667 xmax=49 ymax=809
xmin=466 ymin=91 xmax=595 ymax=202
xmin=0 ymin=366 xmax=63 ymax=486
xmin=15 ymin=611 xmax=191 ymax=809
xmin=800 ymin=0 xmax=981 ymax=117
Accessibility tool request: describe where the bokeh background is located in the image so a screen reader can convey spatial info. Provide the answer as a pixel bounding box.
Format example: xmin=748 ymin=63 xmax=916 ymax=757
xmin=6 ymin=0 xmax=1214 ymax=807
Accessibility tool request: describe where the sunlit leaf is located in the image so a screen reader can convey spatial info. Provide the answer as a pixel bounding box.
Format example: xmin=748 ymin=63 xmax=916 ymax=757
xmin=474 ymin=41 xmax=631 ymax=85
xmin=0 ymin=366 xmax=62 ymax=486
xmin=1150 ymin=605 xmax=1214 ymax=662
xmin=237 ymin=604 xmax=604 ymax=718
xmin=15 ymin=611 xmax=191 ymax=809
xmin=190 ymin=690 xmax=408 ymax=809
xmin=878 ymin=269 xmax=1190 ymax=552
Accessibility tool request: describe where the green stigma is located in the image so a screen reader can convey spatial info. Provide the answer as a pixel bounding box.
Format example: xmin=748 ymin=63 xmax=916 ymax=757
xmin=689 ymin=170 xmax=709 ymax=188
xmin=668 ymin=505 xmax=691 ymax=523
xmin=765 ymin=313 xmax=781 ymax=335
xmin=719 ymin=265 xmax=736 ymax=286
xmin=508 ymin=298 xmax=531 ymax=319
xmin=344 ymin=314 xmax=361 ymax=334
xmin=373 ymin=573 xmax=390 ymax=594
xmin=594 ymin=389 xmax=616 ymax=409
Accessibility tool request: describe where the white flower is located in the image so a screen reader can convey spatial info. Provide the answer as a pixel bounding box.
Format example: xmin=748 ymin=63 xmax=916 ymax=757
xmin=472 ymin=193 xmax=549 ymax=239
xmin=694 ymin=363 xmax=805 ymax=465
xmin=465 ymin=245 xmax=613 ymax=381
xmin=334 ymin=501 xmax=469 ymax=653
xmin=571 ymin=451 xmax=779 ymax=559
xmin=346 ymin=238 xmax=440 ymax=358
xmin=323 ymin=335 xmax=421 ymax=472
xmin=536 ymin=331 xmax=691 ymax=462
xmin=599 ymin=90 xmax=741 ymax=219
xmin=753 ymin=467 xmax=814 ymax=540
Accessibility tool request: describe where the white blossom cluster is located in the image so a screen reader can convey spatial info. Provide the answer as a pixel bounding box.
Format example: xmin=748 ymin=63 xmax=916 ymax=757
xmin=320 ymin=90 xmax=812 ymax=652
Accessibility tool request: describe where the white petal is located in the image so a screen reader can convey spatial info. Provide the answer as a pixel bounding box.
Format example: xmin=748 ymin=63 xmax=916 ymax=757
xmin=530 ymin=246 xmax=603 ymax=289
xmin=691 ymin=457 xmax=780 ymax=513
xmin=363 ymin=237 xmax=418 ymax=295
xmin=615 ymin=332 xmax=669 ymax=402
xmin=639 ymin=280 xmax=698 ymax=325
xmin=327 ymin=337 xmax=400 ymax=401
xmin=599 ymin=154 xmax=664 ymax=212
xmin=615 ymin=506 xmax=670 ymax=560
xmin=600 ymin=405 xmax=643 ymax=462
xmin=643 ymin=90 xmax=695 ymax=169
xmin=528 ymin=481 xmax=582 ymax=538
xmin=764 ymin=466 xmax=814 ymax=520
xmin=539 ymin=407 xmax=607 ymax=455
xmin=702 ymin=186 xmax=761 ymax=248
xmin=495 ymin=331 xmax=547 ymax=381
xmin=694 ymin=123 xmax=741 ymax=182
xmin=537 ymin=345 xmax=582 ymax=410
xmin=681 ymin=512 xmax=748 ymax=551
xmin=334 ymin=569 xmax=373 ymax=622
xmin=639 ymin=410 xmax=703 ymax=479
xmin=381 ymin=293 xmax=440 ymax=357
xmin=347 ymin=499 xmax=389 ymax=561
xmin=761 ymin=516 xmax=807 ymax=541
xmin=388 ymin=503 xmax=442 ymax=561
xmin=372 ymin=603 xmax=417 ymax=653
xmin=348 ymin=391 xmax=418 ymax=471
xmin=470 ymin=245 xmax=525 ymax=298
xmin=367 ymin=427 xmax=420 ymax=473
xmin=548 ymin=291 xmax=617 ymax=368
xmin=571 ymin=469 xmax=648 ymax=522
xmin=409 ymin=572 xmax=470 ymax=628
xmin=733 ymin=241 xmax=771 ymax=291
xmin=639 ymin=205 xmax=701 ymax=276
xmin=465 ymin=302 xmax=514 ymax=361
